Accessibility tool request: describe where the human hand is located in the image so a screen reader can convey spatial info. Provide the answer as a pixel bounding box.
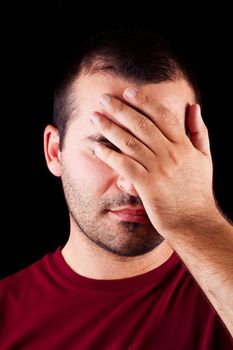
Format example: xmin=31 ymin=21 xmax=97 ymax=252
xmin=89 ymin=88 xmax=217 ymax=238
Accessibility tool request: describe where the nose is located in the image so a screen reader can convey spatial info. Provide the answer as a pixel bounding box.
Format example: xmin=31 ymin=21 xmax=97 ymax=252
xmin=116 ymin=175 xmax=139 ymax=197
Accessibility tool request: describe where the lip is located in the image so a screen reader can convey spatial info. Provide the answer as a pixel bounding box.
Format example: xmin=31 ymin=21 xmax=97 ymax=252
xmin=109 ymin=207 xmax=150 ymax=224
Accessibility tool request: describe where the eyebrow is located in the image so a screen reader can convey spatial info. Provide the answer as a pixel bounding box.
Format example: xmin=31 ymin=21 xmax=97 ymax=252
xmin=85 ymin=133 xmax=121 ymax=151
xmin=85 ymin=133 xmax=110 ymax=143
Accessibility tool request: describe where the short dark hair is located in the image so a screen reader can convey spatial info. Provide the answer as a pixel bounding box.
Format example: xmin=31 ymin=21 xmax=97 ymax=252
xmin=53 ymin=28 xmax=200 ymax=149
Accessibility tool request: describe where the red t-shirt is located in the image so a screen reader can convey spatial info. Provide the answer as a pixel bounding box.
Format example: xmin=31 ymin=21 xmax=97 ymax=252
xmin=0 ymin=247 xmax=232 ymax=349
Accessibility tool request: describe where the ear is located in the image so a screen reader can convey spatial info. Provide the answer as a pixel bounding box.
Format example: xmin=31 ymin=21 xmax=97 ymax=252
xmin=44 ymin=125 xmax=61 ymax=177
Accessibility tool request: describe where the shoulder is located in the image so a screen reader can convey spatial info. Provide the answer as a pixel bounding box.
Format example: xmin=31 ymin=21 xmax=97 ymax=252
xmin=0 ymin=251 xmax=52 ymax=301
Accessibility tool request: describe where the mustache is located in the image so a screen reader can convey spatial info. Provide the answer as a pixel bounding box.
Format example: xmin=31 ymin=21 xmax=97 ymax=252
xmin=100 ymin=193 xmax=143 ymax=211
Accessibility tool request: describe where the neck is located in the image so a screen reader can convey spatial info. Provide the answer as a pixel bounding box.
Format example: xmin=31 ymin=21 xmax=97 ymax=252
xmin=62 ymin=222 xmax=174 ymax=280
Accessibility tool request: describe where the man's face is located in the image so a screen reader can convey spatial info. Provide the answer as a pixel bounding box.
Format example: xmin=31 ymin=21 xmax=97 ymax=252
xmin=60 ymin=73 xmax=195 ymax=257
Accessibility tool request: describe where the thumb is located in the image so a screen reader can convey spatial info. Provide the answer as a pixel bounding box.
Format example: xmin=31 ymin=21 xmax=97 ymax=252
xmin=187 ymin=104 xmax=211 ymax=157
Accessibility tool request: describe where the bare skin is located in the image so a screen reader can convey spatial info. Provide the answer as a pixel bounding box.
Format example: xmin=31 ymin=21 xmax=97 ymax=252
xmin=44 ymin=73 xmax=233 ymax=336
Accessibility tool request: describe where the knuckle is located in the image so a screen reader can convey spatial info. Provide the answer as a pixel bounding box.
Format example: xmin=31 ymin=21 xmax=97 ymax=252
xmin=102 ymin=118 xmax=112 ymax=130
xmin=137 ymin=117 xmax=153 ymax=132
xmin=167 ymin=148 xmax=181 ymax=166
xmin=124 ymin=136 xmax=137 ymax=148
xmin=119 ymin=158 xmax=137 ymax=176
xmin=119 ymin=157 xmax=146 ymax=178
xmin=136 ymin=93 xmax=148 ymax=106
xmin=112 ymin=101 xmax=124 ymax=114
xmin=119 ymin=157 xmax=130 ymax=171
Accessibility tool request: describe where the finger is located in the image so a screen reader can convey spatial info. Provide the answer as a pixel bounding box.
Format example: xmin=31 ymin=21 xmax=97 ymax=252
xmin=123 ymin=87 xmax=185 ymax=143
xmin=94 ymin=143 xmax=148 ymax=184
xmin=187 ymin=104 xmax=211 ymax=157
xmin=90 ymin=112 xmax=155 ymax=170
xmin=99 ymin=94 xmax=169 ymax=156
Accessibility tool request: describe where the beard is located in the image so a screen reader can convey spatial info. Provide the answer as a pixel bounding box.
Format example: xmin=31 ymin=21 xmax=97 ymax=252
xmin=61 ymin=165 xmax=163 ymax=257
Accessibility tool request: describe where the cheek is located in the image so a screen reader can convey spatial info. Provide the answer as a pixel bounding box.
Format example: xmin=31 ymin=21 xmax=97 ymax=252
xmin=78 ymin=151 xmax=115 ymax=185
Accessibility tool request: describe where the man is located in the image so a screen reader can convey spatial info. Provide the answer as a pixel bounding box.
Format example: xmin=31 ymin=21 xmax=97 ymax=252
xmin=1 ymin=29 xmax=232 ymax=349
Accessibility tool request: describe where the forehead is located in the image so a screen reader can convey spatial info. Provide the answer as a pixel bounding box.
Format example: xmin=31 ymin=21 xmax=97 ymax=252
xmin=68 ymin=73 xmax=195 ymax=137
xmin=63 ymin=73 xmax=195 ymax=144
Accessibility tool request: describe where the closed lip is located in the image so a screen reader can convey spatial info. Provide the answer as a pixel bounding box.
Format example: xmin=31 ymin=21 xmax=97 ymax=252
xmin=109 ymin=207 xmax=150 ymax=223
xmin=110 ymin=208 xmax=147 ymax=216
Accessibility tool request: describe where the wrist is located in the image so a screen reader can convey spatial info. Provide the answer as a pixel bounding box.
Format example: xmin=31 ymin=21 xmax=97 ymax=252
xmin=165 ymin=208 xmax=232 ymax=247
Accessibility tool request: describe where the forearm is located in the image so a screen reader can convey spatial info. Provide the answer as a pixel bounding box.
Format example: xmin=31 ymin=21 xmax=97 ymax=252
xmin=167 ymin=211 xmax=233 ymax=337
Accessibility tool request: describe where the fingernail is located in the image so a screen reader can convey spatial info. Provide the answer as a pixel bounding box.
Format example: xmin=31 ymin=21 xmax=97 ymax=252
xmin=90 ymin=112 xmax=101 ymax=124
xmin=124 ymin=88 xmax=138 ymax=99
xmin=99 ymin=94 xmax=111 ymax=106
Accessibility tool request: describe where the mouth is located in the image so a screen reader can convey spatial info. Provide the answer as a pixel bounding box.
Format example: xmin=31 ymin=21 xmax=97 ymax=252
xmin=109 ymin=207 xmax=150 ymax=224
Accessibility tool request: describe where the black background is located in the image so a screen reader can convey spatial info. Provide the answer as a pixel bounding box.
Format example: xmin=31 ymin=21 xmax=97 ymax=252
xmin=1 ymin=1 xmax=232 ymax=278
